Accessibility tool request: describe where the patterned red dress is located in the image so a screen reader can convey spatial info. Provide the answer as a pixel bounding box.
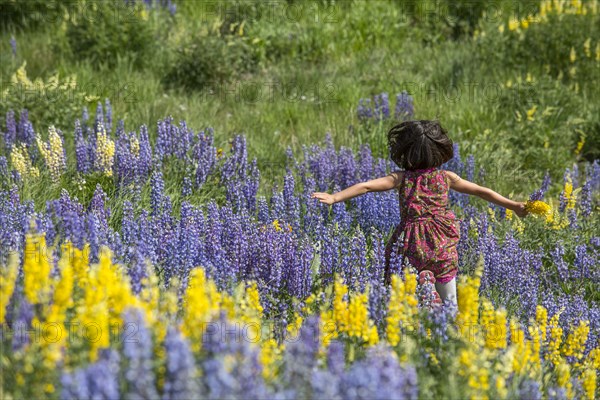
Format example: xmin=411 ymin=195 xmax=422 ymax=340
xmin=384 ymin=167 xmax=460 ymax=285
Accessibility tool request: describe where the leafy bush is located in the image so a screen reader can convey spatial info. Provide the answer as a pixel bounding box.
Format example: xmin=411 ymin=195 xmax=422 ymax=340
xmin=0 ymin=0 xmax=67 ymax=31
xmin=473 ymin=4 xmax=600 ymax=83
xmin=0 ymin=63 xmax=96 ymax=131
xmin=65 ymin=1 xmax=156 ymax=68
xmin=163 ymin=33 xmax=261 ymax=92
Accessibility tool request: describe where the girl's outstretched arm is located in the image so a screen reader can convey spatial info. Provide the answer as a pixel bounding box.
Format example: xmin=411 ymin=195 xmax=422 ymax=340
xmin=311 ymin=172 xmax=404 ymax=205
xmin=445 ymin=171 xmax=527 ymax=217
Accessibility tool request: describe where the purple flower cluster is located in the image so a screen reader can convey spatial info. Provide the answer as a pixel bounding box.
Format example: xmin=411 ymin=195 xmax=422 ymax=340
xmin=1 ymin=109 xmax=599 ymax=365
xmin=61 ymin=348 xmax=121 ymax=400
xmin=357 ymin=91 xmax=415 ymax=123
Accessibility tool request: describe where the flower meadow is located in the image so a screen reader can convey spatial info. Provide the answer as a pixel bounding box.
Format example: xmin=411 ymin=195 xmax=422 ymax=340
xmin=0 ymin=100 xmax=598 ymax=400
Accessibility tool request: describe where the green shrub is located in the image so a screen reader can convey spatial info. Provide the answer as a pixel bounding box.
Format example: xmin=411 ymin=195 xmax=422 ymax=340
xmin=0 ymin=63 xmax=95 ymax=131
xmin=0 ymin=0 xmax=67 ymax=31
xmin=65 ymin=1 xmax=156 ymax=69
xmin=163 ymin=33 xmax=261 ymax=92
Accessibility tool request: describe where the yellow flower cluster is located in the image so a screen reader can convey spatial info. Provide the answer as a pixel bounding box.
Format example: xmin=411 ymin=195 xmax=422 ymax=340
xmin=322 ymin=277 xmax=379 ymax=347
xmin=456 ymin=270 xmax=481 ymax=340
xmin=10 ymin=144 xmax=39 ymax=180
xmin=23 ymin=233 xmax=53 ymax=305
xmin=94 ymin=123 xmax=115 ymax=177
xmin=481 ymin=298 xmax=507 ymax=350
xmin=561 ymin=321 xmax=589 ymax=361
xmin=36 ymin=126 xmax=66 ymax=183
xmin=3 ymin=62 xmax=79 ymax=104
xmin=385 ymin=270 xmax=418 ymax=347
xmin=525 ymin=200 xmax=552 ymax=218
xmin=182 ymin=268 xmax=225 ymax=351
xmin=0 ymin=251 xmax=19 ymax=324
xmin=564 ymin=181 xmax=577 ymax=210
xmin=582 ymin=368 xmax=597 ymax=400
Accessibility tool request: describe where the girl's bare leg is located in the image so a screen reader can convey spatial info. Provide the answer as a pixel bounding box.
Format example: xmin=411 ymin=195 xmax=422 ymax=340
xmin=435 ymin=278 xmax=457 ymax=306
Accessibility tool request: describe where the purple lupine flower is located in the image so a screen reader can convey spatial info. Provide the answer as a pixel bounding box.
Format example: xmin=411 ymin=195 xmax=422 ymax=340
xmin=17 ymin=109 xmax=35 ymax=147
xmin=122 ymin=308 xmax=159 ymax=399
xmin=280 ymin=315 xmax=321 ymax=398
xmin=530 ymin=171 xmax=551 ymax=201
xmin=547 ymin=387 xmax=567 ymax=400
xmin=61 ymin=348 xmax=120 ymax=400
xmin=567 ymin=208 xmax=578 ymax=229
xmin=340 ymin=345 xmax=418 ymax=400
xmin=60 ymin=369 xmax=90 ymax=400
xmin=192 ymin=131 xmax=217 ymax=188
xmin=571 ymin=163 xmax=579 ymax=188
xmin=559 ymin=169 xmax=571 ymax=212
xmin=12 ymin=297 xmax=33 ymax=351
xmin=256 ymin=196 xmax=270 ymax=224
xmin=94 ymin=102 xmax=104 ymax=135
xmin=578 ymin=181 xmax=592 ymax=217
xmin=150 ymin=169 xmax=164 ymax=216
xmin=395 ymin=91 xmax=414 ymax=121
xmin=357 ymin=98 xmax=374 ymax=121
xmin=3 ymin=110 xmax=16 ymax=151
xmin=201 ymin=314 xmax=269 ymax=399
xmin=10 ymin=36 xmax=17 ymax=57
xmin=573 ymin=244 xmax=592 ymax=280
xmin=162 ymin=326 xmax=199 ymax=400
xmin=283 ymin=170 xmax=300 ymax=228
xmin=373 ymin=92 xmax=390 ymax=120
xmin=74 ymin=120 xmax=91 ymax=174
xmin=81 ymin=107 xmax=89 ymax=127
xmin=137 ymin=125 xmax=153 ymax=180
xmin=518 ymin=380 xmax=542 ymax=400
xmin=0 ymin=156 xmax=8 ymax=179
xmin=86 ymin=213 xmax=100 ymax=262
xmin=181 ymin=176 xmax=192 ymax=197
xmin=104 ymin=99 xmax=112 ymax=133
xmin=465 ymin=154 xmax=475 ymax=182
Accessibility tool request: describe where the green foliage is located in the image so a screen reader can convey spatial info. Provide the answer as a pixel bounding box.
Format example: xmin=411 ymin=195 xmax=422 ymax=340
xmin=65 ymin=1 xmax=156 ymax=69
xmin=163 ymin=32 xmax=261 ymax=92
xmin=0 ymin=63 xmax=95 ymax=132
xmin=0 ymin=0 xmax=66 ymax=31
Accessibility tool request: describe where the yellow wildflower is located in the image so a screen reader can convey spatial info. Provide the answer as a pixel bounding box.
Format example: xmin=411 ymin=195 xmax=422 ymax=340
xmin=456 ymin=272 xmax=481 ymax=342
xmin=582 ymin=368 xmax=596 ymax=400
xmin=272 ymin=219 xmax=282 ymax=232
xmin=495 ymin=376 xmax=508 ymax=399
xmin=95 ymin=122 xmax=115 ymax=177
xmin=130 ymin=136 xmax=140 ymax=157
xmin=570 ymin=47 xmax=576 ymax=63
xmin=260 ymin=338 xmax=282 ymax=381
xmin=0 ymin=251 xmax=19 ymax=324
xmin=583 ymin=38 xmax=591 ymax=57
xmin=561 ymin=321 xmax=589 ymax=360
xmin=526 ymin=105 xmax=537 ymax=121
xmin=505 ymin=209 xmax=513 ymax=221
xmin=535 ymin=305 xmax=548 ymax=341
xmin=182 ymin=268 xmax=223 ymax=351
xmin=563 ymin=180 xmax=576 ymax=209
xmin=508 ymin=17 xmax=519 ymax=31
xmin=556 ymin=360 xmax=573 ymax=399
xmin=36 ymin=126 xmax=66 ymax=183
xmin=10 ymin=144 xmax=39 ymax=180
xmin=548 ymin=312 xmax=563 ymax=366
xmin=23 ymin=233 xmax=53 ymax=305
xmin=525 ymin=200 xmax=552 ymax=217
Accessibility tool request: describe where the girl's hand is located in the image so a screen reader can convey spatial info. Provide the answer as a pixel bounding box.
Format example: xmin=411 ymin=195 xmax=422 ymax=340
xmin=513 ymin=202 xmax=528 ymax=218
xmin=311 ymin=192 xmax=336 ymax=205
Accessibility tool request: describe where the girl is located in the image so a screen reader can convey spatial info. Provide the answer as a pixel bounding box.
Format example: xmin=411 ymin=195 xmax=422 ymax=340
xmin=311 ymin=120 xmax=528 ymax=305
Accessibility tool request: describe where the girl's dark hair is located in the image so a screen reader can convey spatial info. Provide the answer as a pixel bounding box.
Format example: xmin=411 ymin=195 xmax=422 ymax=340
xmin=387 ymin=120 xmax=454 ymax=170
